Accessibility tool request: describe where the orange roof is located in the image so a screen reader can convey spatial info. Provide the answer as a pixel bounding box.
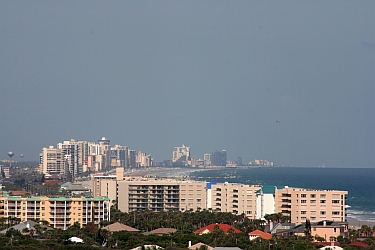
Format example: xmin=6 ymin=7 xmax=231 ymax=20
xmin=194 ymin=224 xmax=242 ymax=234
xmin=248 ymin=229 xmax=272 ymax=240
xmin=43 ymin=180 xmax=61 ymax=186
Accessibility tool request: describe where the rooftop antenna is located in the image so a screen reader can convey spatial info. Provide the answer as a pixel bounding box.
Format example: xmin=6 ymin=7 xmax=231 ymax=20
xmin=7 ymin=151 xmax=14 ymax=168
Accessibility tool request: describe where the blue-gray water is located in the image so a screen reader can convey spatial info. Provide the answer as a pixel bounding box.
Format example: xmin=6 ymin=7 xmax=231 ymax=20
xmin=180 ymin=167 xmax=375 ymax=223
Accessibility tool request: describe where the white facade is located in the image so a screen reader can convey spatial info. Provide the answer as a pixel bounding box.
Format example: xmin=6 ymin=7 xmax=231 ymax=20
xmin=256 ymin=191 xmax=275 ymax=219
xmin=172 ymin=144 xmax=190 ymax=162
xmin=39 ymin=146 xmax=66 ymax=175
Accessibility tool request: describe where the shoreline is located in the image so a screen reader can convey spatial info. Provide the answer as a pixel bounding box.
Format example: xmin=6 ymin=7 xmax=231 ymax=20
xmin=346 ymin=217 xmax=375 ymax=228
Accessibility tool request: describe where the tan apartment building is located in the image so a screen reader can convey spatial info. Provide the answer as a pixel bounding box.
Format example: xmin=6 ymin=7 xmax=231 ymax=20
xmin=92 ymin=168 xmax=207 ymax=212
xmin=210 ymin=182 xmax=262 ymax=219
xmin=275 ymin=187 xmax=347 ymax=224
xmin=117 ymin=177 xmax=207 ymax=212
xmin=91 ymin=174 xmax=118 ymax=202
xmin=0 ymin=195 xmax=110 ymax=229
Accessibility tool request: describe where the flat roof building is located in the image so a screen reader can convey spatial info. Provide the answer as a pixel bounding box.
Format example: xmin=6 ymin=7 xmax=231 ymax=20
xmin=0 ymin=195 xmax=110 ymax=229
xmin=210 ymin=182 xmax=262 ymax=219
xmin=275 ymin=187 xmax=348 ymax=224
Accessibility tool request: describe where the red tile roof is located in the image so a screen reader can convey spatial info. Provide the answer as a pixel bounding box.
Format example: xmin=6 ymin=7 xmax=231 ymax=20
xmin=314 ymin=242 xmax=341 ymax=247
xmin=248 ymin=229 xmax=272 ymax=240
xmin=194 ymin=224 xmax=242 ymax=234
xmin=350 ymin=241 xmax=370 ymax=247
xmin=43 ymin=180 xmax=61 ymax=186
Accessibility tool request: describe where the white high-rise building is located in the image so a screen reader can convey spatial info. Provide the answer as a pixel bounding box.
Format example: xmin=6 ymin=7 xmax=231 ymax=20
xmin=136 ymin=151 xmax=152 ymax=167
xmin=204 ymin=153 xmax=212 ymax=166
xmin=86 ymin=137 xmax=111 ymax=171
xmin=172 ymin=144 xmax=190 ymax=163
xmin=57 ymin=140 xmax=79 ymax=176
xmin=39 ymin=146 xmax=66 ymax=175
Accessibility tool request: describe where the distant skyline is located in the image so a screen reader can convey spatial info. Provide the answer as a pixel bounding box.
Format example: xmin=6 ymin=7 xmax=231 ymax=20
xmin=1 ymin=2 xmax=374 ymax=167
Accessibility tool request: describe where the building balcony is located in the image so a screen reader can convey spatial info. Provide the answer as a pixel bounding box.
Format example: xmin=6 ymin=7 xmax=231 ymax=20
xmin=53 ymin=204 xmax=71 ymax=208
xmin=281 ymin=199 xmax=291 ymax=203
xmin=50 ymin=209 xmax=71 ymax=213
xmin=51 ymin=215 xmax=70 ymax=219
xmin=281 ymin=205 xmax=291 ymax=208
xmin=27 ymin=209 xmax=40 ymax=213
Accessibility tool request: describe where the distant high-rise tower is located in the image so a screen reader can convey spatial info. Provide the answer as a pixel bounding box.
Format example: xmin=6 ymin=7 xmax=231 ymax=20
xmin=204 ymin=153 xmax=212 ymax=166
xmin=211 ymin=150 xmax=227 ymax=166
xmin=172 ymin=145 xmax=190 ymax=162
xmin=111 ymin=145 xmax=128 ymax=168
xmin=98 ymin=137 xmax=110 ymax=145
xmin=39 ymin=146 xmax=67 ymax=175
xmin=236 ymin=157 xmax=242 ymax=166
xmin=128 ymin=150 xmax=136 ymax=168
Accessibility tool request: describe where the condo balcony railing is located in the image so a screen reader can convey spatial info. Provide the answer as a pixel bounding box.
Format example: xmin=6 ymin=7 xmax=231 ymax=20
xmin=50 ymin=215 xmax=70 ymax=219
xmin=53 ymin=204 xmax=71 ymax=207
xmin=27 ymin=209 xmax=40 ymax=212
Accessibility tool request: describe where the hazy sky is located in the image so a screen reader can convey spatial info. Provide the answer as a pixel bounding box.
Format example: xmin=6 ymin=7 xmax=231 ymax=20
xmin=1 ymin=1 xmax=374 ymax=167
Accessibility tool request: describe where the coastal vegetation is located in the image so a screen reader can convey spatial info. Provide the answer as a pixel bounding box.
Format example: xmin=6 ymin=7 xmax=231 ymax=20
xmin=0 ymin=210 xmax=374 ymax=249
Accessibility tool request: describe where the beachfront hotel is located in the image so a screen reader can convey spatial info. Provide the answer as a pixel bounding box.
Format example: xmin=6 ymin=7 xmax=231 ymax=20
xmin=92 ymin=168 xmax=348 ymax=223
xmin=275 ymin=187 xmax=348 ymax=224
xmin=0 ymin=194 xmax=110 ymax=229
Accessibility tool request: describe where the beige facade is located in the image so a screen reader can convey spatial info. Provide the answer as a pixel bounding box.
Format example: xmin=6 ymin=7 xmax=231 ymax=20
xmin=117 ymin=177 xmax=206 ymax=212
xmin=0 ymin=195 xmax=110 ymax=229
xmin=91 ymin=174 xmax=118 ymax=202
xmin=275 ymin=187 xmax=347 ymax=224
xmin=92 ymin=169 xmax=206 ymax=212
xmin=39 ymin=146 xmax=66 ymax=175
xmin=211 ymin=182 xmax=262 ymax=219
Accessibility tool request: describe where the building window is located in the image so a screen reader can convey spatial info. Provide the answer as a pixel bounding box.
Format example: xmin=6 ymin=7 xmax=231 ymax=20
xmin=311 ymin=217 xmax=316 ymax=221
xmin=334 ymin=228 xmax=337 ymax=233
xmin=301 ymin=211 xmax=306 ymax=214
xmin=320 ymin=211 xmax=326 ymax=215
xmin=320 ymin=194 xmax=326 ymax=198
xmin=332 ymin=200 xmax=340 ymax=204
xmin=301 ymin=217 xmax=306 ymax=220
xmin=310 ymin=200 xmax=316 ymax=203
xmin=310 ymin=194 xmax=316 ymax=198
xmin=332 ymin=211 xmax=340 ymax=215
xmin=301 ymin=200 xmax=307 ymax=203
xmin=301 ymin=194 xmax=307 ymax=198
xmin=320 ymin=200 xmax=326 ymax=204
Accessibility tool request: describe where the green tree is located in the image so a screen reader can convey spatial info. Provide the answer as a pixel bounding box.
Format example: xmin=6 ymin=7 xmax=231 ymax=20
xmin=304 ymin=219 xmax=311 ymax=237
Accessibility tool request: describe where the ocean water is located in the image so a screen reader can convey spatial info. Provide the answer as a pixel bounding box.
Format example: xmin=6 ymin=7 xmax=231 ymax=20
xmin=171 ymin=167 xmax=375 ymax=223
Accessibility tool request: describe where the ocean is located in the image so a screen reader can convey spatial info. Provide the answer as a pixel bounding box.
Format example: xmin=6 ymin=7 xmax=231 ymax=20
xmin=160 ymin=167 xmax=375 ymax=223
